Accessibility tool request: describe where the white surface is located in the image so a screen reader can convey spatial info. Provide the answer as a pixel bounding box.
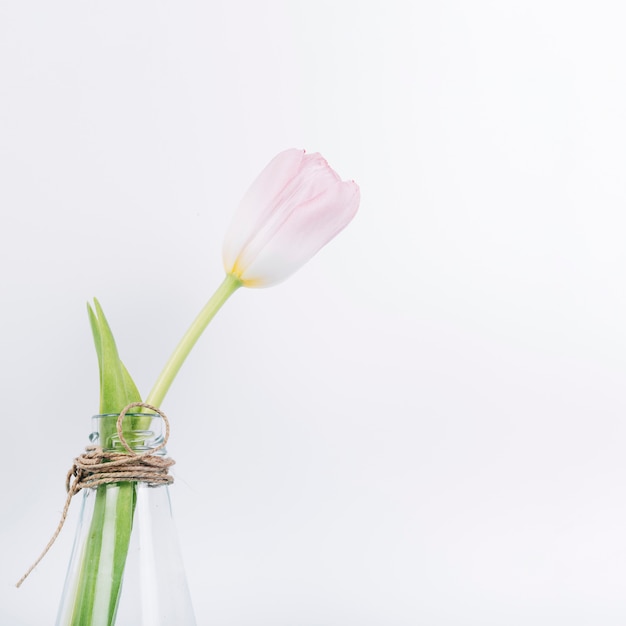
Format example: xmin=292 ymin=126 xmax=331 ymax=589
xmin=1 ymin=1 xmax=625 ymax=624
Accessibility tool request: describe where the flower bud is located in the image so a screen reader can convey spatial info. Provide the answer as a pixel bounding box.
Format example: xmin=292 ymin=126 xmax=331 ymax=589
xmin=223 ymin=149 xmax=360 ymax=287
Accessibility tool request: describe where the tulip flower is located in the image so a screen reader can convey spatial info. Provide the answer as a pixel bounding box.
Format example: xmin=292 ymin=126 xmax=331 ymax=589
xmin=223 ymin=148 xmax=360 ymax=287
xmin=146 ymin=148 xmax=359 ymax=405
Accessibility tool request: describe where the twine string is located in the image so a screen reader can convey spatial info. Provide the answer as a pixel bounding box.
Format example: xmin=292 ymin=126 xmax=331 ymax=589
xmin=16 ymin=402 xmax=175 ymax=588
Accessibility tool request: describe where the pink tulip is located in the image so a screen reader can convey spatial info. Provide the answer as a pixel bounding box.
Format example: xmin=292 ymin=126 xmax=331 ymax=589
xmin=223 ymin=149 xmax=360 ymax=287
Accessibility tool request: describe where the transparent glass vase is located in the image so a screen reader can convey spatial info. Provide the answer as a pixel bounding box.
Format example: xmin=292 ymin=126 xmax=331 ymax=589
xmin=56 ymin=413 xmax=196 ymax=626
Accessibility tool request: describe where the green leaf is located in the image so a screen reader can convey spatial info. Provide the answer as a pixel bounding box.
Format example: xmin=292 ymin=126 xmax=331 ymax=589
xmin=72 ymin=299 xmax=143 ymax=626
xmin=91 ymin=298 xmax=141 ymax=414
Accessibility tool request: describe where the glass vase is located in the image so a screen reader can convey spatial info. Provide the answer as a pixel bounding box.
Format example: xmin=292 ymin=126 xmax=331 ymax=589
xmin=55 ymin=413 xmax=196 ymax=626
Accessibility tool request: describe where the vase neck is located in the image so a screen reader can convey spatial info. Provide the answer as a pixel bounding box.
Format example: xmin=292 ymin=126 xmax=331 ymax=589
xmin=90 ymin=413 xmax=166 ymax=453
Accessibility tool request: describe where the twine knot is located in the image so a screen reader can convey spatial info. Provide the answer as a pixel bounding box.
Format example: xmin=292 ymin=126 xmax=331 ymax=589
xmin=16 ymin=402 xmax=175 ymax=588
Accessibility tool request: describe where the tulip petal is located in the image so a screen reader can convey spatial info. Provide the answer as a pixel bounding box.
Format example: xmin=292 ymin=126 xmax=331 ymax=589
xmin=240 ymin=180 xmax=360 ymax=286
xmin=223 ymin=149 xmax=305 ymax=276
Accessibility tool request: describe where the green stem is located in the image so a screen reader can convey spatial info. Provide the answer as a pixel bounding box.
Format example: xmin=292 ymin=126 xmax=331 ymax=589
xmin=146 ymin=273 xmax=241 ymax=407
xmin=69 ymin=483 xmax=135 ymax=626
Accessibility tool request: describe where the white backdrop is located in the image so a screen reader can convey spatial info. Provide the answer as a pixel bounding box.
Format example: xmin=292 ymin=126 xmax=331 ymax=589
xmin=1 ymin=1 xmax=626 ymax=624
